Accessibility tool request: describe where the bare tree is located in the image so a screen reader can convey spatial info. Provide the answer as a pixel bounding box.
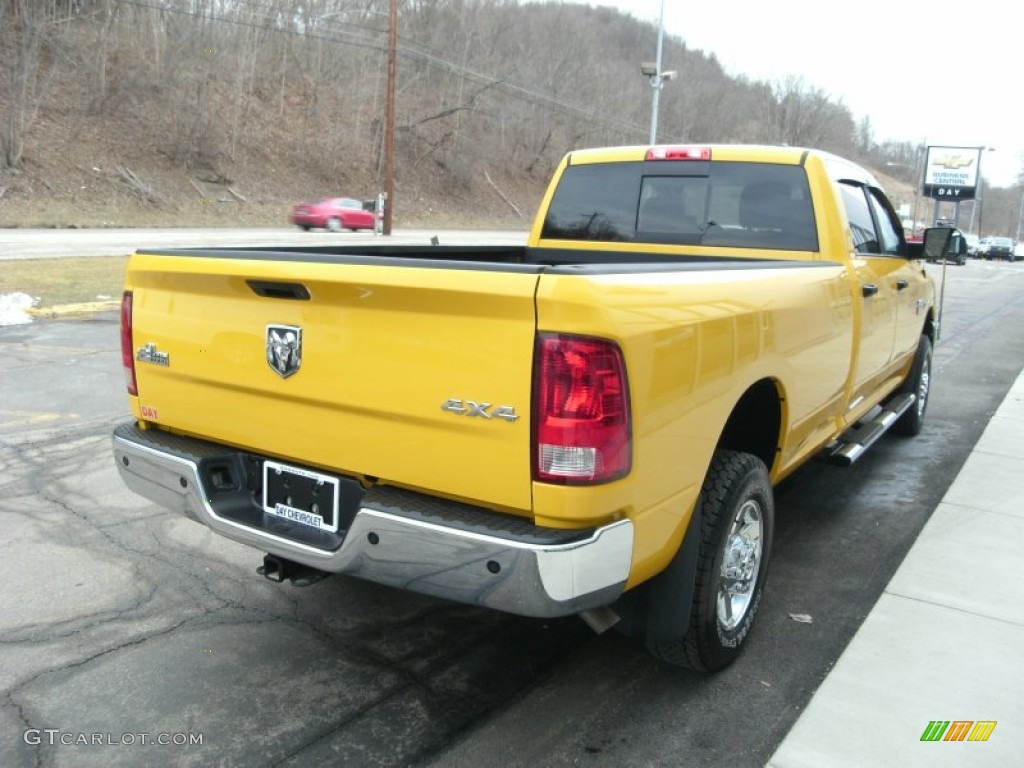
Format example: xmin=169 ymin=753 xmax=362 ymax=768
xmin=1 ymin=0 xmax=74 ymax=169
xmin=0 ymin=0 xmax=885 ymax=221
xmin=758 ymin=76 xmax=855 ymax=152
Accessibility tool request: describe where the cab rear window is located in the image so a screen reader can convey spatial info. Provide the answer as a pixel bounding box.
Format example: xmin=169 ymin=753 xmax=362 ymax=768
xmin=540 ymin=161 xmax=818 ymax=251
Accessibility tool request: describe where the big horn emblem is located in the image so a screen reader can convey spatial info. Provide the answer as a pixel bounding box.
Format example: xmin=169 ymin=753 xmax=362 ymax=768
xmin=266 ymin=325 xmax=302 ymax=378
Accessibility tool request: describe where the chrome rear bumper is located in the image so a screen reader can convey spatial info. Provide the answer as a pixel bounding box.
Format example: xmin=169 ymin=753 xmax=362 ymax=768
xmin=112 ymin=422 xmax=632 ymax=618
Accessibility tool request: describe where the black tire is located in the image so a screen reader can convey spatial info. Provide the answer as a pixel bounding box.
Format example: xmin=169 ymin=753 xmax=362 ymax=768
xmin=647 ymin=450 xmax=773 ymax=672
xmin=894 ymin=334 xmax=932 ymax=437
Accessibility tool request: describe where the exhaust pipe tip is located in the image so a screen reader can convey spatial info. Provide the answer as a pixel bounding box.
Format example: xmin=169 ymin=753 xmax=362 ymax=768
xmin=579 ymin=606 xmax=620 ymax=634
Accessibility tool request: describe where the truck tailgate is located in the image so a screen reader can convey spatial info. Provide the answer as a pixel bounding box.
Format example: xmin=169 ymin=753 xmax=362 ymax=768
xmin=126 ymin=252 xmax=540 ymax=512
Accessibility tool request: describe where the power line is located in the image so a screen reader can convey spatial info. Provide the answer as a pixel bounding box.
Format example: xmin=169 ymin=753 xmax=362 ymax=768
xmin=112 ymin=0 xmax=646 ymax=135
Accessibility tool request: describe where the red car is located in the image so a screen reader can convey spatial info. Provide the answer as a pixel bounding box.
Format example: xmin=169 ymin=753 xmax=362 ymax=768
xmin=290 ymin=197 xmax=378 ymax=232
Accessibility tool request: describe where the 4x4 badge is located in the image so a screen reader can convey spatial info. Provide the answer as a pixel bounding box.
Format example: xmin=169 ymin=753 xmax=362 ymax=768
xmin=267 ymin=324 xmax=302 ymax=378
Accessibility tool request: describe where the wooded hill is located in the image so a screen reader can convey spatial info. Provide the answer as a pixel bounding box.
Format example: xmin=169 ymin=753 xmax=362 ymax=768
xmin=2 ymin=0 xmax=1021 ymax=234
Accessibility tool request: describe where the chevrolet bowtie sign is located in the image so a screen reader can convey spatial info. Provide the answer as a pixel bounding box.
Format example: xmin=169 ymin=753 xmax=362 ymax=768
xmin=922 ymin=145 xmax=983 ymax=201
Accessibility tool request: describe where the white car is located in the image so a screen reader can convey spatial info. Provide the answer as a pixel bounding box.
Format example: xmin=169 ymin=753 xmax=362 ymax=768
xmin=1014 ymin=241 xmax=1024 ymax=262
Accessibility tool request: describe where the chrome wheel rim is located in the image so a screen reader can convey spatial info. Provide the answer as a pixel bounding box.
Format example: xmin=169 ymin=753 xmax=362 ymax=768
xmin=916 ymin=353 xmax=931 ymax=417
xmin=717 ymin=499 xmax=763 ymax=631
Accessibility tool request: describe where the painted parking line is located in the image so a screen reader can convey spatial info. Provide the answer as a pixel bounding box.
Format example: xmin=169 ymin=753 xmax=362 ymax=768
xmin=0 ymin=411 xmax=71 ymax=430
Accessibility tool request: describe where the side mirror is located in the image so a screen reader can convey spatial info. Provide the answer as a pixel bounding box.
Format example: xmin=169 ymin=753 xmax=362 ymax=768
xmin=922 ymin=227 xmax=953 ymax=262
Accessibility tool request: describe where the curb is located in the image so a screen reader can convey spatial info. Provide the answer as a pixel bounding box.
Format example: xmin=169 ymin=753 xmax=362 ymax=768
xmin=26 ymin=300 xmax=121 ymax=318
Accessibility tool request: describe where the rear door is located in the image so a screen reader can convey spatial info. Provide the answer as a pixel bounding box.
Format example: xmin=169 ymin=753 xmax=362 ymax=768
xmin=127 ymin=251 xmax=541 ymax=512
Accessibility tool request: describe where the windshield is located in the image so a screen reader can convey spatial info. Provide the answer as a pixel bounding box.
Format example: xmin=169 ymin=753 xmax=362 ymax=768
xmin=541 ymin=161 xmax=818 ymax=251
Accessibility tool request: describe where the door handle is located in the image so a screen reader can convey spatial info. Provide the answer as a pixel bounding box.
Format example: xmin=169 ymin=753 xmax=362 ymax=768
xmin=862 ymin=283 xmax=879 ymax=298
xmin=895 ymin=279 xmax=909 ymax=291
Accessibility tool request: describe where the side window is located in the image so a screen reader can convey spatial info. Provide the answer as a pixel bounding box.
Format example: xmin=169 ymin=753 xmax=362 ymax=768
xmin=838 ymin=182 xmax=879 ymax=254
xmin=867 ymin=188 xmax=903 ymax=255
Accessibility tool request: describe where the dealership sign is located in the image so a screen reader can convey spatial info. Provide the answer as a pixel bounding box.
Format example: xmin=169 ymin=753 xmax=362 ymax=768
xmin=922 ymin=146 xmax=982 ymax=200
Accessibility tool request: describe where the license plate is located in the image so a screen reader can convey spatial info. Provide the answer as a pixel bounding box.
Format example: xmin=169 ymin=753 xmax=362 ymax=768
xmin=262 ymin=460 xmax=340 ymax=532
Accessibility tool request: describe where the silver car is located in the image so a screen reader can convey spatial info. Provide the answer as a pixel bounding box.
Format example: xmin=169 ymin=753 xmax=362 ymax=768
xmin=981 ymin=236 xmax=1014 ymax=261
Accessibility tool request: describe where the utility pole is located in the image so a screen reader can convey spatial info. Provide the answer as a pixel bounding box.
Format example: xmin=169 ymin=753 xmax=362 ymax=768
xmin=967 ymin=146 xmax=995 ymax=236
xmin=383 ymin=0 xmax=397 ymax=236
xmin=1016 ymin=192 xmax=1024 ymax=242
xmin=912 ymin=140 xmax=925 ymax=235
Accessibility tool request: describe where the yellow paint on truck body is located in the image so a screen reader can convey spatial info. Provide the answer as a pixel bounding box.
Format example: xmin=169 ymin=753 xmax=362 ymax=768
xmin=125 ymin=143 xmax=935 ymax=592
xmin=530 ymin=260 xmax=858 ymax=584
xmin=521 ymin=144 xmax=934 ymax=583
xmin=127 ymin=254 xmax=539 ymax=512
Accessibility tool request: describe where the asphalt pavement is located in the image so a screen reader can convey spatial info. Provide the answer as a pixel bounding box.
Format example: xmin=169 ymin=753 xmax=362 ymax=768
xmin=768 ymin=367 xmax=1024 ymax=767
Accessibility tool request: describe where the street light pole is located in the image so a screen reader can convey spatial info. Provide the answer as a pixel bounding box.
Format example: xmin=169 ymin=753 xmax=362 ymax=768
xmin=648 ymin=0 xmax=666 ymax=144
xmin=383 ymin=0 xmax=396 ymax=236
xmin=640 ymin=0 xmax=676 ymax=144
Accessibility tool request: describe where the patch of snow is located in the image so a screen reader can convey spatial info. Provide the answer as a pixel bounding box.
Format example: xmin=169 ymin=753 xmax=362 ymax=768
xmin=0 ymin=292 xmax=37 ymax=326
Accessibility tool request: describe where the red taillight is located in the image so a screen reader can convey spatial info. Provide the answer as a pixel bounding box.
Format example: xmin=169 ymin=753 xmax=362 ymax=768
xmin=646 ymin=146 xmax=712 ymax=161
xmin=120 ymin=291 xmax=137 ymax=396
xmin=533 ymin=334 xmax=631 ymax=484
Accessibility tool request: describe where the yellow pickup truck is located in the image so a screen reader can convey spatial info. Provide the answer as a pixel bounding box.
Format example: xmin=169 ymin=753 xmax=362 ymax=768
xmin=112 ymin=144 xmax=950 ymax=671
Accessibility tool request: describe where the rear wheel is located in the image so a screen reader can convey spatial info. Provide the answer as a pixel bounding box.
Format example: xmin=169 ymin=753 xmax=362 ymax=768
xmin=894 ymin=334 xmax=932 ymax=436
xmin=647 ymin=450 xmax=773 ymax=672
